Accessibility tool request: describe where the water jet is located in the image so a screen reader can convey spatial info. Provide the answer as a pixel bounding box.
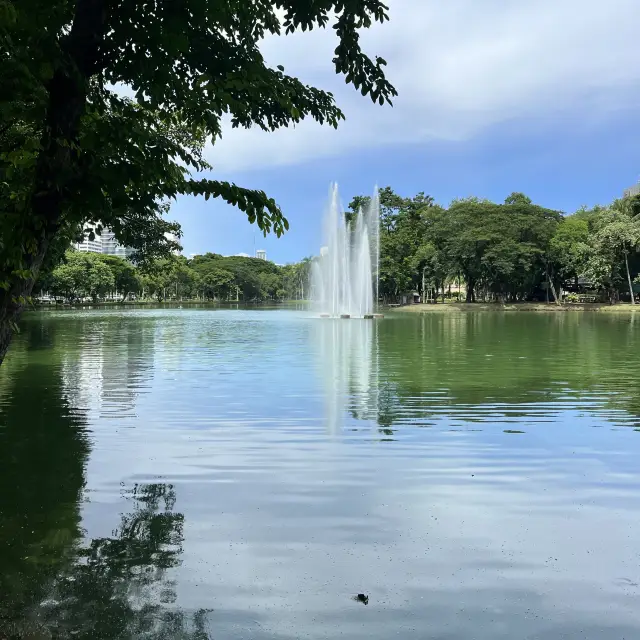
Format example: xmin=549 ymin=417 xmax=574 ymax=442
xmin=311 ymin=183 xmax=379 ymax=318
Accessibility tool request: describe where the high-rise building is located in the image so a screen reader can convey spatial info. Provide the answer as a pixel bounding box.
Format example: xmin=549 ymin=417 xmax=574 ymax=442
xmin=101 ymin=229 xmax=135 ymax=258
xmin=74 ymin=224 xmax=103 ymax=253
xmin=624 ymin=180 xmax=640 ymax=198
xmin=256 ymin=249 xmax=267 ymax=261
xmin=74 ymin=224 xmax=134 ymax=258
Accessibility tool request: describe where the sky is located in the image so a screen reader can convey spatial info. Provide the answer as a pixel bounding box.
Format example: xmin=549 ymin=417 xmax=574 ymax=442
xmin=170 ymin=0 xmax=640 ymax=264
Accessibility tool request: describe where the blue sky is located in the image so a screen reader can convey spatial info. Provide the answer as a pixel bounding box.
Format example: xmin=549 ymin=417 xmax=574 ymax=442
xmin=170 ymin=0 xmax=640 ymax=264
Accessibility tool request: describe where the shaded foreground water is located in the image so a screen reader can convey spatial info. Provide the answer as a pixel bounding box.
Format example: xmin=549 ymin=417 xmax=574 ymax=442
xmin=1 ymin=308 xmax=640 ymax=639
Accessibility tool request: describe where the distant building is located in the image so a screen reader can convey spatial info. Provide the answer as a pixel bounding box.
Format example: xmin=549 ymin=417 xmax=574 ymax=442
xmin=75 ymin=224 xmax=102 ymax=253
xmin=235 ymin=252 xmax=251 ymax=258
xmin=75 ymin=224 xmax=134 ymax=258
xmin=102 ymin=229 xmax=135 ymax=258
xmin=256 ymin=249 xmax=267 ymax=261
xmin=624 ymin=181 xmax=640 ymax=198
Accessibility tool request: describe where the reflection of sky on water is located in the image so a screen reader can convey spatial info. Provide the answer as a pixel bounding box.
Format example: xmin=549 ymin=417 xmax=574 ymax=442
xmin=9 ymin=308 xmax=640 ymax=639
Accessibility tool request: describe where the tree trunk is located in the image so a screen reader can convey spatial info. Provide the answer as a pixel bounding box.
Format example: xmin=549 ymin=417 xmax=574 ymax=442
xmin=609 ymin=264 xmax=616 ymax=305
xmin=0 ymin=0 xmax=107 ymax=366
xmin=545 ymin=264 xmax=550 ymax=303
xmin=549 ymin=278 xmax=560 ymax=306
xmin=466 ymin=279 xmax=474 ymax=303
xmin=624 ymin=251 xmax=635 ymax=305
xmin=547 ymin=263 xmax=560 ymax=306
xmin=0 ymin=242 xmax=50 ymax=366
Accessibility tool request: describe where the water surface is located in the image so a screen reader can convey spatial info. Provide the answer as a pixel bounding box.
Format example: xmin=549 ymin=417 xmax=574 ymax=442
xmin=1 ymin=309 xmax=640 ymax=639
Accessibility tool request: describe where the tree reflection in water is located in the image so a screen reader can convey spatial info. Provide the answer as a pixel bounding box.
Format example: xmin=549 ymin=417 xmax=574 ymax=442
xmin=41 ymin=483 xmax=210 ymax=640
xmin=0 ymin=327 xmax=210 ymax=639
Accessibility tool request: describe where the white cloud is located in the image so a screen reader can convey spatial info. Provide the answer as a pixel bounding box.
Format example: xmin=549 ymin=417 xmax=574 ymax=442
xmin=207 ymin=0 xmax=640 ymax=172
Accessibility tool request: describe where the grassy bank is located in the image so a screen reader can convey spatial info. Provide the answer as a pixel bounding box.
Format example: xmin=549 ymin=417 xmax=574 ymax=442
xmin=391 ymin=302 xmax=640 ymax=314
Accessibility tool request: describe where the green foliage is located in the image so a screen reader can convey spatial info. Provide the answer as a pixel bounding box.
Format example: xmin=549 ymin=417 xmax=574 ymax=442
xmin=549 ymin=216 xmax=590 ymax=283
xmin=201 ymin=268 xmax=235 ymax=300
xmin=345 ymin=186 xmax=640 ymax=304
xmin=48 ymin=251 xmax=116 ymax=301
xmin=350 ymin=187 xmax=563 ymax=303
xmin=0 ymin=0 xmax=396 ymax=362
xmin=100 ymin=255 xmax=140 ymax=300
xmin=581 ymin=202 xmax=640 ymax=300
xmin=189 ymin=253 xmax=298 ymax=302
xmin=38 ymin=250 xmax=313 ymax=304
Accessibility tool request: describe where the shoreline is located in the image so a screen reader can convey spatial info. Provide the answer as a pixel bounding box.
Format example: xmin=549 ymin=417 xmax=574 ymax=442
xmin=30 ymin=300 xmax=309 ymax=310
xmin=390 ymin=302 xmax=639 ymax=314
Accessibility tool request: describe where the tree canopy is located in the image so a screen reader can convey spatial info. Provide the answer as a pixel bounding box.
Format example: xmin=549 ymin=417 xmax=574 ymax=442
xmin=346 ymin=187 xmax=640 ymax=305
xmin=36 ymin=250 xmax=314 ymax=304
xmin=0 ymin=0 xmax=396 ymax=364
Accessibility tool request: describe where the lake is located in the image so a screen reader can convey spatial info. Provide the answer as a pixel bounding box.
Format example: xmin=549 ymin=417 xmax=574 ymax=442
xmin=1 ymin=308 xmax=640 ymax=639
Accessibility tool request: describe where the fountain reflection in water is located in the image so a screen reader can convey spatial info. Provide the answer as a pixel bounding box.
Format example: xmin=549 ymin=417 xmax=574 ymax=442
xmin=314 ymin=317 xmax=379 ymax=434
xmin=311 ymin=183 xmax=379 ymax=317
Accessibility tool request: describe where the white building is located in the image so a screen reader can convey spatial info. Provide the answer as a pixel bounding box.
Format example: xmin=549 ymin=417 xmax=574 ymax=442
xmin=624 ymin=181 xmax=640 ymax=198
xmin=75 ymin=224 xmax=134 ymax=258
xmin=256 ymin=249 xmax=267 ymax=261
xmin=75 ymin=225 xmax=183 ymax=258
xmin=101 ymin=229 xmax=134 ymax=258
xmin=75 ymin=224 xmax=103 ymax=253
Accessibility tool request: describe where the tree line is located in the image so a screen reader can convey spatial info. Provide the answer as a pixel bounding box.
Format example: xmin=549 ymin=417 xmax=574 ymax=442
xmin=36 ymin=187 xmax=640 ymax=306
xmin=36 ymin=250 xmax=313 ymax=303
xmin=347 ymin=187 xmax=640 ymax=304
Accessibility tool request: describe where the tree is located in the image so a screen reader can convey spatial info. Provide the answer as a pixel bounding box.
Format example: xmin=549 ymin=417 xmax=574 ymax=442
xmin=0 ymin=0 xmax=396 ymax=365
xmin=442 ymin=199 xmax=498 ymax=302
xmin=281 ymin=257 xmax=313 ymax=300
xmin=100 ymin=255 xmax=140 ymax=300
xmin=440 ymin=196 xmax=560 ymax=302
xmin=258 ymin=272 xmax=282 ymax=300
xmin=85 ymin=255 xmax=115 ymax=302
xmin=348 ymin=187 xmax=439 ymax=302
xmin=50 ymin=259 xmax=85 ymax=301
xmin=202 ymin=268 xmax=235 ymax=301
xmin=591 ymin=206 xmax=640 ymax=304
xmin=549 ymin=216 xmax=590 ymax=291
xmin=49 ymin=250 xmax=116 ymax=302
xmin=504 ymin=192 xmax=532 ymax=206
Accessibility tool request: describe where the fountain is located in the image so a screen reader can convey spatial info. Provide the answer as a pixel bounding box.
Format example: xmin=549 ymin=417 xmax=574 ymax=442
xmin=311 ymin=184 xmax=380 ymax=318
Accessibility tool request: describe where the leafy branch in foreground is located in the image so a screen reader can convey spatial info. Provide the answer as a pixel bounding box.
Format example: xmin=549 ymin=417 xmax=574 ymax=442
xmin=0 ymin=0 xmax=396 ymax=364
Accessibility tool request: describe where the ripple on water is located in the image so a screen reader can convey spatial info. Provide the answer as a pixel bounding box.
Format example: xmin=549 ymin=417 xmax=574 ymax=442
xmin=1 ymin=308 xmax=640 ymax=638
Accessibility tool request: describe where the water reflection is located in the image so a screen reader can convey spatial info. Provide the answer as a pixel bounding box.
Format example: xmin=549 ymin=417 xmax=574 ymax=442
xmin=41 ymin=483 xmax=210 ymax=640
xmin=2 ymin=309 xmax=640 ymax=639
xmin=0 ymin=339 xmax=89 ymax=637
xmin=314 ymin=318 xmax=382 ymax=434
xmin=313 ymin=312 xmax=640 ymax=435
xmin=59 ymin=314 xmax=155 ymax=418
xmin=0 ymin=323 xmax=207 ymax=639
